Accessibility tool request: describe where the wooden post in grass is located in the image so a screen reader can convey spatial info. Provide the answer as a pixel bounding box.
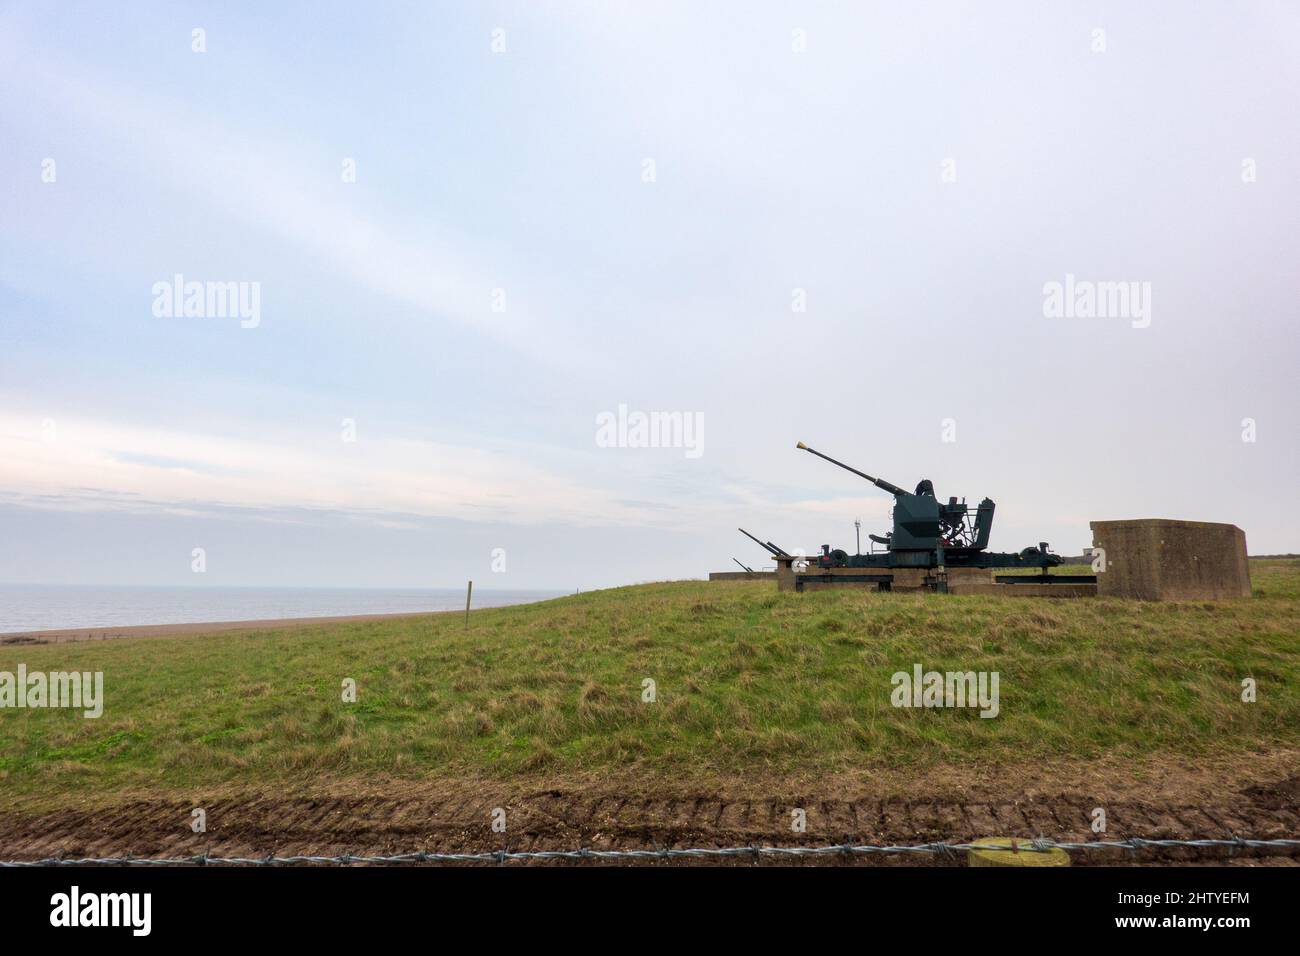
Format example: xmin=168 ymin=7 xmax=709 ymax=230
xmin=464 ymin=580 xmax=473 ymax=629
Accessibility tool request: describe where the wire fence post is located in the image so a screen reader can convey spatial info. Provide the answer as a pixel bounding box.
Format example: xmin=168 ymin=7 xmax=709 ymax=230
xmin=464 ymin=580 xmax=472 ymax=629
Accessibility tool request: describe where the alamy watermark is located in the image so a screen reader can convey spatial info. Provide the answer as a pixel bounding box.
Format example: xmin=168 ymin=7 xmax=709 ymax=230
xmin=891 ymin=664 xmax=999 ymax=718
xmin=1043 ymin=274 xmax=1150 ymax=328
xmin=595 ymin=404 xmax=704 ymax=459
xmin=0 ymin=666 xmax=104 ymax=718
xmin=152 ymin=274 xmax=261 ymax=328
xmin=50 ymin=886 xmax=150 ymax=936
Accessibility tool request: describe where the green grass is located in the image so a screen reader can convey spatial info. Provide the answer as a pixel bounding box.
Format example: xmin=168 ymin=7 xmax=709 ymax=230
xmin=1 ymin=560 xmax=1297 ymax=804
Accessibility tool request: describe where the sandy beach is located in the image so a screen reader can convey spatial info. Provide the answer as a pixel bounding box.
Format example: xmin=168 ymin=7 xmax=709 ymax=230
xmin=0 ymin=610 xmax=443 ymax=646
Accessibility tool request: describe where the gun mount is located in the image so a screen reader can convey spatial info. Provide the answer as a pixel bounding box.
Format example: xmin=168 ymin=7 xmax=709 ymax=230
xmin=793 ymin=442 xmax=1062 ymax=572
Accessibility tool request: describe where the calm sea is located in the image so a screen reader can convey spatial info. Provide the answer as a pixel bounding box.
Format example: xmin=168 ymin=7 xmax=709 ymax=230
xmin=0 ymin=584 xmax=567 ymax=634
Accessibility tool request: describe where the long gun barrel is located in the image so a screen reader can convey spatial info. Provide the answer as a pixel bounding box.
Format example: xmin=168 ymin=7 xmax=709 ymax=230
xmin=738 ymin=527 xmax=790 ymax=557
xmin=796 ymin=442 xmax=907 ymax=497
xmin=732 ymin=558 xmax=755 ymax=573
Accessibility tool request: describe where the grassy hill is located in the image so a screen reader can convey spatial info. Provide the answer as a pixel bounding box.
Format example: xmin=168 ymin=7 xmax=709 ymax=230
xmin=1 ymin=560 xmax=1297 ymax=807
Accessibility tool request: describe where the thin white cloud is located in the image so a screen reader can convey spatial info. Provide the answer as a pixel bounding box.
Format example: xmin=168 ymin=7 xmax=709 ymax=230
xmin=0 ymin=410 xmax=663 ymax=527
xmin=0 ymin=25 xmax=602 ymax=370
xmin=787 ymin=496 xmax=893 ymax=520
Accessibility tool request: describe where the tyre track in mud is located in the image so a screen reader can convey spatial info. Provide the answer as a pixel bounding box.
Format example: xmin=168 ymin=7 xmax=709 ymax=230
xmin=2 ymin=780 xmax=1298 ymax=865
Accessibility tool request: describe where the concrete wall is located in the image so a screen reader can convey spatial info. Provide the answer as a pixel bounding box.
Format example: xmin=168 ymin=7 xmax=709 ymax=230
xmin=769 ymin=558 xmax=964 ymax=593
xmin=769 ymin=558 xmax=1096 ymax=597
xmin=1089 ymin=519 xmax=1250 ymax=600
xmin=708 ymin=571 xmax=775 ymax=581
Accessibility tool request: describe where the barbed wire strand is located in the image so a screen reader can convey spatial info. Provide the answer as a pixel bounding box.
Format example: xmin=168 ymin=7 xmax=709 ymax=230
xmin=1 ymin=835 xmax=1297 ymax=866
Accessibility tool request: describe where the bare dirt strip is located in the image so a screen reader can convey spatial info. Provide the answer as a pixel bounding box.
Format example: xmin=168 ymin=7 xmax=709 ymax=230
xmin=1 ymin=757 xmax=1297 ymax=866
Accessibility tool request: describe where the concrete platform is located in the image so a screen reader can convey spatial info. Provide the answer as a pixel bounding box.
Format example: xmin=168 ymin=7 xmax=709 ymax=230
xmin=771 ymin=559 xmax=1097 ymax=597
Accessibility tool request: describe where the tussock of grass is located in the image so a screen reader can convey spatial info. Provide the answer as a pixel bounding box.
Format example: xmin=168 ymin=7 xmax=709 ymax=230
xmin=0 ymin=560 xmax=1297 ymax=803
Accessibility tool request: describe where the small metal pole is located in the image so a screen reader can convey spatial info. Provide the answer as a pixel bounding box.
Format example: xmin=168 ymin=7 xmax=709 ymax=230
xmin=855 ymin=519 xmax=861 ymax=555
xmin=464 ymin=580 xmax=472 ymax=628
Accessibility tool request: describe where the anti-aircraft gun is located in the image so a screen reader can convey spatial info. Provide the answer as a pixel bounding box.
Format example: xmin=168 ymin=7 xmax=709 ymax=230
xmin=738 ymin=527 xmax=791 ymax=560
xmin=794 ymin=442 xmax=1061 ymax=571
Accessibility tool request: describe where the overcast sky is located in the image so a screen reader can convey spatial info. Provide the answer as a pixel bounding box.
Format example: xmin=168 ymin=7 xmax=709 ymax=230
xmin=1 ymin=1 xmax=1296 ymax=590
